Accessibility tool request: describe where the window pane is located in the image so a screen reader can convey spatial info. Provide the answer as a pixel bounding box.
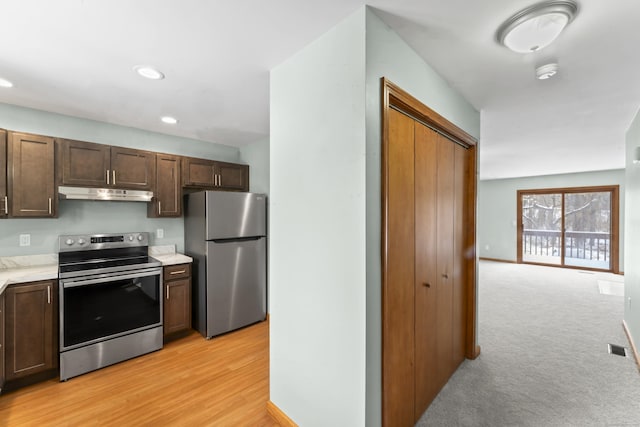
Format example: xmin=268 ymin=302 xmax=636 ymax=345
xmin=522 ymin=193 xmax=562 ymax=265
xmin=564 ymin=192 xmax=611 ymax=269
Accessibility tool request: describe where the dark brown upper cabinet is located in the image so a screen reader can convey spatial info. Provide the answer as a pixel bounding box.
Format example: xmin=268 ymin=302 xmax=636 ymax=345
xmin=217 ymin=161 xmax=249 ymax=191
xmin=149 ymin=153 xmax=182 ymax=218
xmin=182 ymin=157 xmax=248 ymax=192
xmin=0 ymin=130 xmax=7 ymax=218
xmin=58 ymin=139 xmax=155 ymax=191
xmin=7 ymin=132 xmax=56 ymax=218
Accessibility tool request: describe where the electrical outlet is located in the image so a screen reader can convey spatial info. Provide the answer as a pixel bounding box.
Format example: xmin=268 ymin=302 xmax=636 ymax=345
xmin=19 ymin=234 xmax=31 ymax=246
xmin=156 ymin=229 xmax=164 ymax=239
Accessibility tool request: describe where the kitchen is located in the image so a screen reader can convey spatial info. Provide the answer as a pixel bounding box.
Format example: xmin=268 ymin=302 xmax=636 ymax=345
xmin=0 ymin=102 xmax=272 ymax=424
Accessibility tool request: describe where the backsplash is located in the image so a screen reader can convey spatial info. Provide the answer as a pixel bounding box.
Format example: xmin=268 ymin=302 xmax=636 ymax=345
xmin=0 ymin=200 xmax=184 ymax=257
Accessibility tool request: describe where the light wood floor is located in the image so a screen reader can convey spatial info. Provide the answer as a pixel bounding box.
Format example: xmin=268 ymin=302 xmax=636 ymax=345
xmin=0 ymin=321 xmax=278 ymax=426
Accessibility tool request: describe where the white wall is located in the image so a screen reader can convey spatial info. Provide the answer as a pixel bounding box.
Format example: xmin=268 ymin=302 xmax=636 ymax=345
xmin=0 ymin=103 xmax=269 ymax=256
xmin=364 ymin=9 xmax=480 ymax=426
xmin=269 ymin=9 xmax=367 ymax=427
xmin=624 ymin=108 xmax=640 ymax=351
xmin=239 ymin=137 xmax=270 ymax=195
xmin=478 ymin=169 xmax=625 ymax=270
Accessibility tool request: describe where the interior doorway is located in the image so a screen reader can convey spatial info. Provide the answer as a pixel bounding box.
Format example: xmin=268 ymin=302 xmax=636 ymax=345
xmin=517 ymin=185 xmax=619 ymax=272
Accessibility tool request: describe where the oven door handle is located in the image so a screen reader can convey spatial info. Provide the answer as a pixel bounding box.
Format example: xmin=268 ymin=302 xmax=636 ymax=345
xmin=60 ymin=268 xmax=161 ymax=288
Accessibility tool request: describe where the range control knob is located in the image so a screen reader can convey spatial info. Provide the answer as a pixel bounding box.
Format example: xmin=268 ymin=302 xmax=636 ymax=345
xmin=65 ymin=238 xmax=75 ymax=246
xmin=137 ymin=234 xmax=144 ymax=241
xmin=77 ymin=238 xmax=86 ymax=245
xmin=128 ymin=235 xmax=134 ymax=241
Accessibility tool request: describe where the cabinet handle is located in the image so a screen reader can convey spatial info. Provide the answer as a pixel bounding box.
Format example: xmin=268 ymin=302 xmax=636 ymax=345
xmin=47 ymin=285 xmax=51 ymax=304
xmin=166 ymin=285 xmax=169 ymax=300
xmin=170 ymin=270 xmax=186 ymax=275
xmin=106 ymin=169 xmax=110 ymax=185
xmin=218 ymin=174 xmax=222 ymax=187
xmin=48 ymin=198 xmax=52 ymax=215
xmin=113 ymin=170 xmax=116 ymax=185
xmin=3 ymin=196 xmax=7 ymax=215
xmin=442 ymin=273 xmax=449 ymax=279
xmin=423 ymin=282 xmax=431 ymax=288
xmin=158 ymin=201 xmax=162 ymax=215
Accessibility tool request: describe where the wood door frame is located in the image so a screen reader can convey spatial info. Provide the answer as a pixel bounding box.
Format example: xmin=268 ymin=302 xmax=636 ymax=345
xmin=381 ymin=78 xmax=480 ymax=424
xmin=516 ymin=185 xmax=620 ymax=273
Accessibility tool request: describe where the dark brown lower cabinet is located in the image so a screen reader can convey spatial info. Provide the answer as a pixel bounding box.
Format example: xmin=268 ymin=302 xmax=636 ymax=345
xmin=163 ymin=264 xmax=192 ymax=339
xmin=5 ymin=280 xmax=57 ymax=382
xmin=0 ymin=292 xmax=5 ymax=392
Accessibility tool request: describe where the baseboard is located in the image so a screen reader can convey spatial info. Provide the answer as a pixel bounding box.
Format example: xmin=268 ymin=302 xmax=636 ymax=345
xmin=479 ymin=257 xmax=516 ymax=264
xmin=622 ymin=320 xmax=640 ymax=372
xmin=267 ymin=401 xmax=298 ymax=427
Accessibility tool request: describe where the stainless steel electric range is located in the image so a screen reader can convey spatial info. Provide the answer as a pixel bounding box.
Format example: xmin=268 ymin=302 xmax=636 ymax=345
xmin=58 ymin=232 xmax=163 ymax=381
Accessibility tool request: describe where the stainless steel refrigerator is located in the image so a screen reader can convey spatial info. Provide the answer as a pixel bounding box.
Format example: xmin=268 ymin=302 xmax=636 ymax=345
xmin=184 ymin=191 xmax=267 ymax=338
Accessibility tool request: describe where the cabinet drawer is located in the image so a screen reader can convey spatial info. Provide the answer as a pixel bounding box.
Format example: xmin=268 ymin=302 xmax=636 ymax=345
xmin=164 ymin=263 xmax=191 ymax=280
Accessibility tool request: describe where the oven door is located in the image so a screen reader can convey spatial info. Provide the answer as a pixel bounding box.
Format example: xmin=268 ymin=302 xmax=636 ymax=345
xmin=59 ymin=267 xmax=162 ymax=352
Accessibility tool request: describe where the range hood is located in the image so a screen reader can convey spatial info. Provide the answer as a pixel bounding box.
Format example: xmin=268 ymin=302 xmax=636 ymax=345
xmin=58 ymin=186 xmax=153 ymax=202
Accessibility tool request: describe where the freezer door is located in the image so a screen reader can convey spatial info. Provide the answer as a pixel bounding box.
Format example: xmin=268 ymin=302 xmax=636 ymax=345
xmin=205 ymin=191 xmax=266 ymax=239
xmin=205 ymin=238 xmax=266 ymax=337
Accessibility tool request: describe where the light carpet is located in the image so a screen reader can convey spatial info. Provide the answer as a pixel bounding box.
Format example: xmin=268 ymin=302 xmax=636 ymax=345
xmin=416 ymin=261 xmax=640 ymax=427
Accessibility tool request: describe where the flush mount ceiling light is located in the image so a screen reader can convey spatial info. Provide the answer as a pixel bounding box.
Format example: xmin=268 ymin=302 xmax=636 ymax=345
xmin=497 ymin=1 xmax=578 ymax=53
xmin=536 ymin=63 xmax=559 ymax=79
xmin=161 ymin=116 xmax=178 ymax=124
xmin=133 ymin=65 xmax=165 ymax=80
xmin=0 ymin=77 xmax=14 ymax=88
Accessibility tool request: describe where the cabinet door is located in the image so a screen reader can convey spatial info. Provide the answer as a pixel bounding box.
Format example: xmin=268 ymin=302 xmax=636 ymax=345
xmin=182 ymin=157 xmax=216 ymax=187
xmin=7 ymin=132 xmax=56 ymax=217
xmin=164 ymin=278 xmax=191 ymax=335
xmin=217 ymin=161 xmax=249 ymax=191
xmin=5 ymin=281 xmax=56 ymax=381
xmin=150 ymin=153 xmax=181 ymax=217
xmin=0 ymin=293 xmax=5 ymax=391
xmin=110 ymin=146 xmax=156 ymax=190
xmin=0 ymin=130 xmax=7 ymax=218
xmin=58 ymin=138 xmax=110 ymax=187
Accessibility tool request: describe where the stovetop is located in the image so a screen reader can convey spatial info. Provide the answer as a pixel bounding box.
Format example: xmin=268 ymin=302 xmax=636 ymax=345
xmin=58 ymin=232 xmax=162 ymax=279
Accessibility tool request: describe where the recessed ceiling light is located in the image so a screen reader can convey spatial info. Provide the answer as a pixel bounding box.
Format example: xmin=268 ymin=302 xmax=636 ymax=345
xmin=161 ymin=116 xmax=178 ymax=124
xmin=497 ymin=1 xmax=578 ymax=53
xmin=133 ymin=65 xmax=165 ymax=80
xmin=536 ymin=63 xmax=559 ymax=80
xmin=0 ymin=77 xmax=14 ymax=88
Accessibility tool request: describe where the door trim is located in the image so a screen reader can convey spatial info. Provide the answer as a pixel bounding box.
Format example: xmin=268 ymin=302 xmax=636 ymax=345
xmin=381 ymin=78 xmax=480 ymax=425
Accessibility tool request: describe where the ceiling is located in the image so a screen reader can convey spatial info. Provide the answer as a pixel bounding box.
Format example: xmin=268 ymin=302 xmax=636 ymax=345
xmin=1 ymin=0 xmax=639 ymax=180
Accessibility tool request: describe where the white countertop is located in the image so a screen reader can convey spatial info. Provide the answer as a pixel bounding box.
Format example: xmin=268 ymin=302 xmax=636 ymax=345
xmin=0 ymin=264 xmax=58 ymax=295
xmin=0 ymin=246 xmax=192 ymax=295
xmin=153 ymin=252 xmax=193 ymax=266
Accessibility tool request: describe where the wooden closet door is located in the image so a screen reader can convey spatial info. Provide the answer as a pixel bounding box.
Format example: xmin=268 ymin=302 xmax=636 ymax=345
xmin=414 ymin=121 xmax=439 ymax=420
xmin=383 ymin=109 xmax=416 ymax=427
xmin=436 ymin=134 xmax=455 ymax=385
xmin=452 ymin=144 xmax=468 ymax=367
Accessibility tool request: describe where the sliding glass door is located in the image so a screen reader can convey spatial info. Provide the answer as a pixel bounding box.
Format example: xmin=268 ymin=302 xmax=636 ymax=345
xmin=521 ymin=193 xmax=562 ymax=265
xmin=564 ymin=191 xmax=611 ymax=269
xmin=517 ymin=186 xmax=619 ymax=272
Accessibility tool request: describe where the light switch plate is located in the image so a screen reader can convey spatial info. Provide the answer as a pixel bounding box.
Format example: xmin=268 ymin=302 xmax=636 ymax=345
xmin=156 ymin=229 xmax=164 ymax=239
xmin=19 ymin=234 xmax=31 ymax=246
